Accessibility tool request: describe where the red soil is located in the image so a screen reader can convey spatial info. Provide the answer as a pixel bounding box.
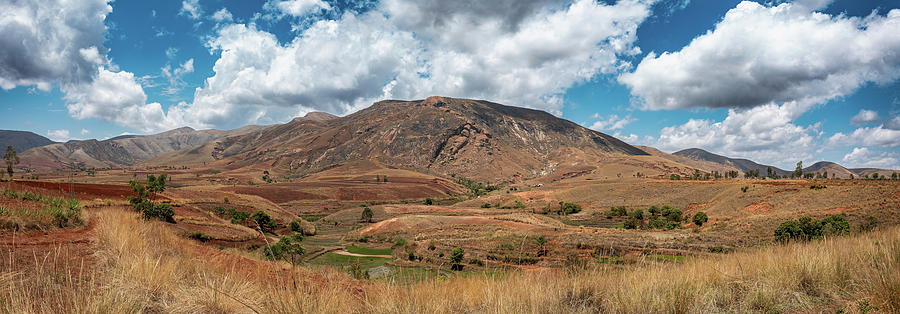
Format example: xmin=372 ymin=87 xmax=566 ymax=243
xmin=9 ymin=180 xmax=135 ymax=200
xmin=744 ymin=202 xmax=774 ymax=214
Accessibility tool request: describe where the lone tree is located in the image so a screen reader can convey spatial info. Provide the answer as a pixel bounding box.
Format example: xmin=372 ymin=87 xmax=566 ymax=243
xmin=535 ymin=236 xmax=548 ymax=256
xmin=449 ymin=247 xmax=465 ymax=271
xmin=361 ymin=206 xmax=374 ymax=223
xmin=4 ymin=146 xmax=19 ymax=180
xmin=793 ymin=161 xmax=803 ymax=179
xmin=692 ymin=212 xmax=708 ymax=227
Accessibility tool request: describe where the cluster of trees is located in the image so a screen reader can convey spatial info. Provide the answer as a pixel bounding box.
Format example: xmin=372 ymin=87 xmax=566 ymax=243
xmin=555 ymin=202 xmax=581 ymax=215
xmin=454 ymin=176 xmax=499 ymax=196
xmin=774 ymin=215 xmax=850 ymax=242
xmin=607 ymin=205 xmax=697 ymax=230
xmin=128 ymin=174 xmax=174 ymax=222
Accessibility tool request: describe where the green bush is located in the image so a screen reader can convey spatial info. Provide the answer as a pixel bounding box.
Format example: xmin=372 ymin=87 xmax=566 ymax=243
xmin=775 ymin=215 xmax=849 ymax=242
xmin=229 ymin=209 xmax=250 ymax=224
xmin=623 ymin=217 xmax=640 ymax=230
xmin=692 ymin=212 xmax=708 ymax=227
xmin=449 ymin=247 xmax=465 ymax=271
xmin=393 ymin=236 xmax=408 ymax=248
xmin=606 ymin=206 xmax=628 ymax=217
xmin=480 ymin=203 xmax=491 ymax=208
xmin=289 ymin=219 xmax=302 ymax=233
xmin=361 ymin=206 xmax=374 ymax=222
xmin=251 ymin=210 xmax=277 ymax=232
xmin=559 ymin=203 xmax=581 ymax=215
xmin=189 ymin=231 xmax=211 ymax=242
xmin=741 ymin=186 xmax=749 ymax=193
xmin=143 ymin=203 xmax=175 ymax=223
xmin=423 ymin=198 xmax=434 ymax=205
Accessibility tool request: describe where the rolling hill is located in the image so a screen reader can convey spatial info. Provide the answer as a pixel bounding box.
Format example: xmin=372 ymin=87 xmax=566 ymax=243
xmin=18 ymin=126 xmax=265 ymax=170
xmin=0 ymin=130 xmax=55 ymax=153
xmin=673 ymin=148 xmax=790 ymax=175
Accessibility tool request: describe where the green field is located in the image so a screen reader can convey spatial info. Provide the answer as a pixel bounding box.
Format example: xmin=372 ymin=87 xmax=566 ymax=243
xmin=346 ymin=245 xmax=392 ymax=255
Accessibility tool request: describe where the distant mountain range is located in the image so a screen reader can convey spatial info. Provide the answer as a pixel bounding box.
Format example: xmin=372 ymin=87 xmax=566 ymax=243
xmin=673 ymin=148 xmax=894 ymax=178
xmin=3 ymin=97 xmax=896 ymax=180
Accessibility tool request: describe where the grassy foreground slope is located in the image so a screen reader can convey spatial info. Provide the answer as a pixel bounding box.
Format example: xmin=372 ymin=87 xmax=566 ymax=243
xmin=2 ymin=206 xmax=897 ymax=313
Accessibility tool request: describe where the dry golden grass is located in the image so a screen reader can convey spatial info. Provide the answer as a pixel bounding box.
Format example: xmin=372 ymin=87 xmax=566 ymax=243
xmin=1 ymin=205 xmax=897 ymax=313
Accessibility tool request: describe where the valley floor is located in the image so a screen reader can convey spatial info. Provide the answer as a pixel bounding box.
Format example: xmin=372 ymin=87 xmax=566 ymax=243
xmin=2 ymin=203 xmax=898 ymax=313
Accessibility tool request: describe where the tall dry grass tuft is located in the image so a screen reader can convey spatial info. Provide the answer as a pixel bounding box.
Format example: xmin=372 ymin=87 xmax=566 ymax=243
xmin=2 ymin=204 xmax=898 ymax=313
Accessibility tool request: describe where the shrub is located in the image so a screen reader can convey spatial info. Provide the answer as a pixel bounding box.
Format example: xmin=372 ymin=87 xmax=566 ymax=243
xmin=559 ymin=203 xmax=581 ymax=215
xmin=607 ymin=206 xmax=628 ymax=217
xmin=251 ymin=210 xmax=277 ymax=232
xmin=469 ymin=257 xmax=484 ymax=266
xmin=427 ymin=241 xmax=436 ymax=250
xmin=741 ymin=186 xmax=749 ymax=193
xmin=660 ymin=206 xmax=682 ymax=222
xmin=513 ymin=200 xmax=526 ymax=209
xmin=623 ymin=217 xmax=640 ymax=230
xmin=229 ymin=209 xmax=250 ymax=224
xmin=361 ymin=206 xmax=374 ymax=222
xmin=774 ymin=220 xmax=804 ymax=242
xmin=424 ymin=198 xmax=434 ymax=205
xmin=393 ymin=236 xmax=408 ymax=248
xmin=859 ymin=216 xmax=878 ymax=232
xmin=143 ymin=203 xmax=175 ymax=223
xmin=480 ymin=203 xmax=491 ymax=208
xmin=692 ymin=212 xmax=708 ymax=227
xmin=289 ymin=219 xmax=302 ymax=233
xmin=213 ymin=206 xmax=226 ymax=215
xmin=629 ymin=209 xmax=644 ymax=220
xmin=809 ymin=184 xmax=827 ymax=190
xmin=189 ymin=231 xmax=211 ymax=242
xmin=263 ymin=232 xmax=305 ymax=266
xmin=775 ymin=215 xmax=850 ymax=242
xmin=449 ymin=247 xmax=465 ymax=271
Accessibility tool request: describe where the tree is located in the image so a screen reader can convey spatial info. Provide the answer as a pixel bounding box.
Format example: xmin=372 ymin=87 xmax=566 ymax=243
xmin=793 ymin=161 xmax=803 ymax=179
xmin=361 ymin=206 xmax=374 ymax=223
xmin=263 ymin=232 xmax=305 ymax=288
xmin=449 ymin=247 xmax=465 ymax=270
xmin=4 ymin=146 xmax=19 ymax=180
xmin=535 ymin=236 xmax=548 ymax=256
xmin=774 ymin=220 xmax=803 ymax=242
xmin=692 ymin=212 xmax=708 ymax=227
xmin=252 ymin=210 xmax=277 ymax=232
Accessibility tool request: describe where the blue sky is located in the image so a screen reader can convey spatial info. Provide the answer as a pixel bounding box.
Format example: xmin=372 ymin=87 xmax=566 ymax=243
xmin=1 ymin=0 xmax=898 ymax=169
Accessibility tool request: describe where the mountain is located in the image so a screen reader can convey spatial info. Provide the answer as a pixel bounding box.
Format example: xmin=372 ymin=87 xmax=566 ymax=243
xmin=162 ymin=96 xmax=649 ymax=182
xmin=673 ymin=148 xmax=789 ymax=175
xmin=19 ymin=126 xmax=265 ymax=170
xmin=802 ymin=161 xmax=855 ymax=178
xmin=638 ymin=146 xmax=741 ymax=174
xmin=0 ymin=130 xmax=56 ymax=153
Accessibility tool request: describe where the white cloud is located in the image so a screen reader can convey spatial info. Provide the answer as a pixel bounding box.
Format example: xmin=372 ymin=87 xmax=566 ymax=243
xmin=264 ymin=0 xmax=331 ymax=18
xmin=161 ymin=58 xmax=194 ymax=95
xmin=850 ymin=109 xmax=881 ymax=125
xmin=652 ymin=102 xmax=819 ymax=168
xmin=180 ymin=0 xmax=203 ymax=20
xmin=80 ymin=128 xmax=90 ymax=136
xmin=211 ymin=8 xmax=233 ymax=22
xmin=620 ymin=1 xmax=900 ymax=110
xmin=172 ymin=0 xmax=652 ymax=129
xmin=588 ymin=114 xmax=635 ymax=131
xmin=0 ymin=0 xmax=111 ymax=90
xmin=884 ymin=116 xmax=900 ymax=130
xmin=828 ymin=126 xmax=900 ymax=148
xmin=47 ymin=129 xmax=70 ymax=142
xmin=842 ymin=147 xmax=898 ymax=169
xmin=64 ymin=67 xmax=181 ymax=133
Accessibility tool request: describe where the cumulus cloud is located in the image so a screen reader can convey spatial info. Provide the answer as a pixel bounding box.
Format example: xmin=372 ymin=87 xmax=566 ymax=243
xmin=850 ymin=109 xmax=881 ymax=125
xmin=588 ymin=114 xmax=635 ymax=131
xmin=180 ymin=0 xmax=203 ymax=20
xmin=211 ymin=8 xmax=233 ymax=22
xmin=46 ymin=129 xmax=71 ymax=142
xmin=884 ymin=116 xmax=900 ymax=130
xmin=0 ymin=0 xmax=111 ymax=90
xmin=620 ymin=1 xmax=900 ymax=110
xmin=80 ymin=128 xmax=90 ymax=136
xmin=264 ymin=0 xmax=331 ymax=17
xmin=652 ymin=102 xmax=818 ymax=168
xmin=64 ymin=68 xmax=180 ymax=133
xmin=842 ymin=147 xmax=899 ymax=169
xmin=167 ymin=0 xmax=652 ymax=129
xmin=828 ymin=126 xmax=900 ymax=148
